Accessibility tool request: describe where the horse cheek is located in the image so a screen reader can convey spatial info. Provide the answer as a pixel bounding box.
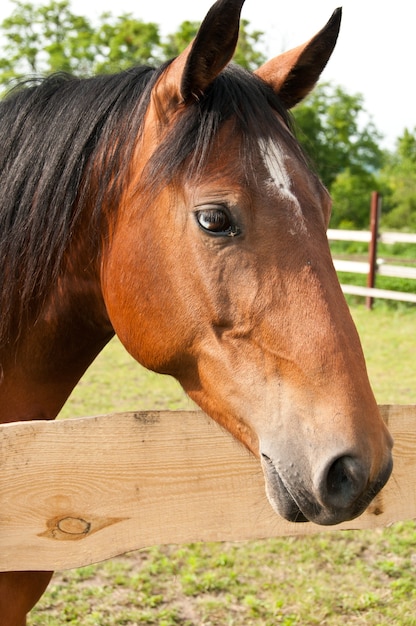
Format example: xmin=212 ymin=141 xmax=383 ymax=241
xmin=101 ymin=237 xmax=189 ymax=374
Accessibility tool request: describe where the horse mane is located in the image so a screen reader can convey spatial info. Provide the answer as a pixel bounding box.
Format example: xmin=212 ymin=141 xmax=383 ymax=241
xmin=0 ymin=65 xmax=162 ymax=347
xmin=0 ymin=61 xmax=304 ymax=349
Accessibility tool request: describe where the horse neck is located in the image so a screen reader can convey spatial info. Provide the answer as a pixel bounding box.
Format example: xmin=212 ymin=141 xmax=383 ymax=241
xmin=0 ymin=222 xmax=114 ymax=424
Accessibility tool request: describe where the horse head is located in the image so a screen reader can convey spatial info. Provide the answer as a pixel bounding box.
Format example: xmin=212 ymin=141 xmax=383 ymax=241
xmin=102 ymin=0 xmax=393 ymax=526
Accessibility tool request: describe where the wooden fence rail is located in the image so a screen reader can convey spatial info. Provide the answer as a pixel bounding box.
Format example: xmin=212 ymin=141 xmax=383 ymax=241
xmin=1 ymin=406 xmax=415 ymax=572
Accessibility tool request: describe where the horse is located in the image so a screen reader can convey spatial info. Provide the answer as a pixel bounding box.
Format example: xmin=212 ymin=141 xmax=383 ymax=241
xmin=0 ymin=0 xmax=393 ymax=623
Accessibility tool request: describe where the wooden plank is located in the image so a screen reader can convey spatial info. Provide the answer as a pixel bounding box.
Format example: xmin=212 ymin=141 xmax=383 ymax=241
xmin=340 ymin=284 xmax=416 ymax=304
xmin=0 ymin=406 xmax=415 ymax=572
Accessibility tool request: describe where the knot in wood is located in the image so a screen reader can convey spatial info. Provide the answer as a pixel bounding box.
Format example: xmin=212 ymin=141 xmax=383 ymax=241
xmin=57 ymin=516 xmax=91 ymax=536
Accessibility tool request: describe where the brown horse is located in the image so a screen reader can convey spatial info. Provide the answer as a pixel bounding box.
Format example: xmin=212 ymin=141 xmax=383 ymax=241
xmin=0 ymin=0 xmax=392 ymax=623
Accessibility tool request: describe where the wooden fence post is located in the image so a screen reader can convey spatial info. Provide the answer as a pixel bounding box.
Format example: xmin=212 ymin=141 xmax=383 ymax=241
xmin=366 ymin=191 xmax=381 ymax=309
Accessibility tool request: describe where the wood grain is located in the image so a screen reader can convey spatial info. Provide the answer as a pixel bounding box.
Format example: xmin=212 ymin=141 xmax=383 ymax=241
xmin=0 ymin=406 xmax=415 ymax=571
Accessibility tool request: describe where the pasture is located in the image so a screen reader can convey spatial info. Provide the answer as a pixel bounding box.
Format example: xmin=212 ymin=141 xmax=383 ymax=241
xmin=27 ymin=304 xmax=416 ymax=625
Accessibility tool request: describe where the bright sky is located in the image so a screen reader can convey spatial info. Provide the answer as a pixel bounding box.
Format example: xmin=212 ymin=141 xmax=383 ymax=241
xmin=0 ymin=0 xmax=414 ymax=149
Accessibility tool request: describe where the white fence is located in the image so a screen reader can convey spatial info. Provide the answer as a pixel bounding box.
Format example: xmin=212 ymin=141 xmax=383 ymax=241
xmin=327 ymin=228 xmax=416 ymax=305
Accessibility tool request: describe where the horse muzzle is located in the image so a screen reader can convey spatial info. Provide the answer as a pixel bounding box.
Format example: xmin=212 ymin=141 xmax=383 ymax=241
xmin=260 ymin=448 xmax=393 ymax=526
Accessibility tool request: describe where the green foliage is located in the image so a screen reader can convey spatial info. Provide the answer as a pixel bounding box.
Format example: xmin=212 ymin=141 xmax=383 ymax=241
xmin=0 ymin=0 xmax=265 ymax=88
xmin=231 ymin=19 xmax=266 ymax=70
xmin=93 ymin=14 xmax=161 ymax=73
xmin=160 ymin=18 xmax=265 ymax=69
xmin=379 ymin=128 xmax=416 ymax=231
xmin=0 ymin=0 xmax=163 ymax=81
xmin=160 ymin=20 xmax=198 ymax=60
xmin=0 ymin=0 xmax=95 ymax=78
xmin=293 ymin=83 xmax=384 ymax=189
xmin=330 ymin=167 xmax=380 ymax=229
xmin=397 ymin=127 xmax=416 ymax=162
xmin=292 ymin=85 xmax=416 ymax=231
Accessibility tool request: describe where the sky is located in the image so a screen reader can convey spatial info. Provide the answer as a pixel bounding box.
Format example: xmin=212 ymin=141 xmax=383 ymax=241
xmin=0 ymin=0 xmax=414 ymax=149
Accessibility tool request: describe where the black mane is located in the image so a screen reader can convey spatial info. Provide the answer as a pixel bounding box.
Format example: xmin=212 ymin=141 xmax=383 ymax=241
xmin=0 ymin=61 xmax=302 ymax=348
xmin=0 ymin=65 xmax=160 ymax=347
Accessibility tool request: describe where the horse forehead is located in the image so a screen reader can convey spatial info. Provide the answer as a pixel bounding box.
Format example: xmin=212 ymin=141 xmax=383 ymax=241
xmin=258 ymin=137 xmax=292 ymax=188
xmin=257 ymin=137 xmax=308 ymax=230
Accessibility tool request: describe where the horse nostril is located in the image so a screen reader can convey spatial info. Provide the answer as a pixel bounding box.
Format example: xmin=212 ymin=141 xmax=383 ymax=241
xmin=323 ymin=456 xmax=368 ymax=509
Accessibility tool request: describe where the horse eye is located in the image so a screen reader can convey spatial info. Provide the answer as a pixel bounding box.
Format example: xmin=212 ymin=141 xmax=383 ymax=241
xmin=195 ymin=207 xmax=239 ymax=237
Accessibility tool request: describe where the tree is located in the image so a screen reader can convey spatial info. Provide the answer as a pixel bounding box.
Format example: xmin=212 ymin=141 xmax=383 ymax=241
xmin=0 ymin=0 xmax=265 ymax=89
xmin=228 ymin=19 xmax=266 ymax=70
xmin=0 ymin=0 xmax=163 ymax=85
xmin=329 ymin=168 xmax=381 ymax=229
xmin=292 ymin=83 xmax=383 ymax=189
xmin=161 ymin=18 xmax=265 ymax=69
xmin=0 ymin=0 xmax=95 ymax=79
xmin=379 ymin=128 xmax=416 ymax=231
xmin=92 ymin=14 xmax=161 ymax=73
xmin=160 ymin=20 xmax=198 ymax=60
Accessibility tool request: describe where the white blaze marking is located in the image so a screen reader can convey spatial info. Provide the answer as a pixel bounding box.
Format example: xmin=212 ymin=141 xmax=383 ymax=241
xmin=259 ymin=138 xmax=306 ymax=232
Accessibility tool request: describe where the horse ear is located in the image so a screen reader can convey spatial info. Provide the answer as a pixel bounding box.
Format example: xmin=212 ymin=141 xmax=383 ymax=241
xmin=255 ymin=8 xmax=342 ymax=109
xmin=162 ymin=0 xmax=245 ymax=104
xmin=181 ymin=0 xmax=245 ymax=100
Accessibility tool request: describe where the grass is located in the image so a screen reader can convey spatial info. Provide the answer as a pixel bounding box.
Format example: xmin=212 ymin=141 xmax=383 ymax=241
xmin=29 ymin=305 xmax=416 ymax=625
xmin=29 ymin=526 xmax=416 ymax=625
xmin=58 ymin=343 xmax=190 ymax=419
xmin=350 ymin=305 xmax=416 ymax=404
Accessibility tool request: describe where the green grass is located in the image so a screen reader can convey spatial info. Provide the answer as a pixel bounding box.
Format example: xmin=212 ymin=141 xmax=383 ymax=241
xmin=29 ymin=306 xmax=416 ymax=625
xmin=59 ymin=341 xmax=190 ymax=419
xmin=351 ymin=306 xmax=416 ymax=404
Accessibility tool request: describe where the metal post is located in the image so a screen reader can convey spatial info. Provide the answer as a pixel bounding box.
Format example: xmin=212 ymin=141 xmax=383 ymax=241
xmin=366 ymin=191 xmax=380 ymax=310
